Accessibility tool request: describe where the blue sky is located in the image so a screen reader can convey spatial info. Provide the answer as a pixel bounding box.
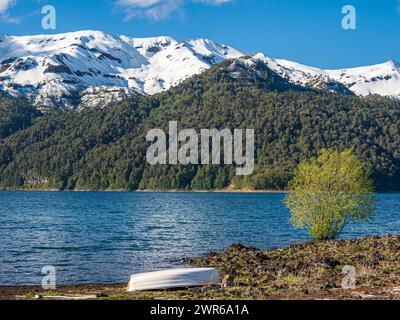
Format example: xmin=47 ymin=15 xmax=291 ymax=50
xmin=0 ymin=0 xmax=399 ymax=68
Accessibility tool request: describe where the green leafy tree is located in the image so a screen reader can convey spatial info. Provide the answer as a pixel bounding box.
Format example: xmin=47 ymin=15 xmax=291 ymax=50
xmin=284 ymin=149 xmax=376 ymax=240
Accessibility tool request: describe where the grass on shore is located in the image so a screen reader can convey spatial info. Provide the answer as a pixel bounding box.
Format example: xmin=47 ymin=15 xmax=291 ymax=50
xmin=2 ymin=236 xmax=400 ymax=300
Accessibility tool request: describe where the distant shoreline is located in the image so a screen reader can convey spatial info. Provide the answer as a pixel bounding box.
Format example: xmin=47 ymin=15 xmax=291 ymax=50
xmin=0 ymin=187 xmax=288 ymax=193
xmin=1 ymin=188 xmax=399 ymax=193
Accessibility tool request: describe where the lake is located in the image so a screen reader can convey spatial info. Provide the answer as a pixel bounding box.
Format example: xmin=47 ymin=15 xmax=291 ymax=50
xmin=0 ymin=192 xmax=399 ymax=285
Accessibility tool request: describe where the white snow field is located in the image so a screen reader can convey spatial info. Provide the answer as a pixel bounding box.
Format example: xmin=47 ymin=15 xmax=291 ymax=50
xmin=0 ymin=30 xmax=399 ymax=109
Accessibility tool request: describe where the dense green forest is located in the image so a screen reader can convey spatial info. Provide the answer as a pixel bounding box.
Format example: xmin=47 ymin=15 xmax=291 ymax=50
xmin=0 ymin=61 xmax=399 ymax=191
xmin=0 ymin=95 xmax=42 ymax=140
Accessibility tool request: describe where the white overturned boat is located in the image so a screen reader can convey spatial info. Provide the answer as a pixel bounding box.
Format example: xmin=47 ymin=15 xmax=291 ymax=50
xmin=127 ymin=268 xmax=220 ymax=292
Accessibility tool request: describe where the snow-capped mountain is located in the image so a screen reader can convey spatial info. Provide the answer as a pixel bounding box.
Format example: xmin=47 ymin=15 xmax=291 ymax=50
xmin=0 ymin=30 xmax=244 ymax=109
xmin=249 ymin=53 xmax=400 ymax=98
xmin=0 ymin=30 xmax=400 ymax=109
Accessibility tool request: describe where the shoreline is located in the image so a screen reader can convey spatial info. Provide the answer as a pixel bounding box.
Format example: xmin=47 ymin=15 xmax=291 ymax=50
xmin=1 ymin=187 xmax=400 ymax=194
xmin=2 ymin=236 xmax=400 ymax=300
xmin=0 ymin=187 xmax=289 ymax=193
xmin=1 ymin=189 xmax=400 ymax=194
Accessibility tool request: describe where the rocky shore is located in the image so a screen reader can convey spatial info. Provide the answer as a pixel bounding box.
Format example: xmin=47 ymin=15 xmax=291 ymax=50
xmin=2 ymin=236 xmax=400 ymax=300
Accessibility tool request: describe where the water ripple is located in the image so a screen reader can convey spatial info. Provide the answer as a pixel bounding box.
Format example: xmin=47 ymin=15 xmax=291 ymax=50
xmin=0 ymin=191 xmax=399 ymax=285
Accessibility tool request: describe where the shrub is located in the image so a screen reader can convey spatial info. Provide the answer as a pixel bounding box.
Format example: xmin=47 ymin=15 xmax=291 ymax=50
xmin=284 ymin=149 xmax=376 ymax=240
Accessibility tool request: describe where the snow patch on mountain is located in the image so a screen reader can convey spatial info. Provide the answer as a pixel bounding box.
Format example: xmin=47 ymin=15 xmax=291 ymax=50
xmin=0 ymin=30 xmax=244 ymax=109
xmin=0 ymin=30 xmax=399 ymax=109
xmin=249 ymin=54 xmax=400 ymax=98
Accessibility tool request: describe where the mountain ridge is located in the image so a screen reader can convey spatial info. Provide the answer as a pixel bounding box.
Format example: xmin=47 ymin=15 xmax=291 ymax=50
xmin=0 ymin=30 xmax=399 ymax=109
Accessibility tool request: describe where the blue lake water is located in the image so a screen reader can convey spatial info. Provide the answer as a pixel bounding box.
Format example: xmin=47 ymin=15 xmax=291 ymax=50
xmin=0 ymin=192 xmax=399 ymax=285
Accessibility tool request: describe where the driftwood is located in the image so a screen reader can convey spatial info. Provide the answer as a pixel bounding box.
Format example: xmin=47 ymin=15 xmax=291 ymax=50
xmin=34 ymin=294 xmax=98 ymax=300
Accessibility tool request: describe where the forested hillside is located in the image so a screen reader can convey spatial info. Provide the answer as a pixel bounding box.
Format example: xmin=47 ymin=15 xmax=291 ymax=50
xmin=0 ymin=95 xmax=42 ymax=140
xmin=0 ymin=61 xmax=399 ymax=191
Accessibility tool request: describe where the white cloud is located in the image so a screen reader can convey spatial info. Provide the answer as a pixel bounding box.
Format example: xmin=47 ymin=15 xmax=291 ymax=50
xmin=117 ymin=0 xmax=164 ymax=8
xmin=118 ymin=0 xmax=183 ymax=21
xmin=0 ymin=0 xmax=16 ymax=13
xmin=0 ymin=0 xmax=19 ymax=23
xmin=116 ymin=0 xmax=234 ymax=21
xmin=196 ymin=0 xmax=233 ymax=3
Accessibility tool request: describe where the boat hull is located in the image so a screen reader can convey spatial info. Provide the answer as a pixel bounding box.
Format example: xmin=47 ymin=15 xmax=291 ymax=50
xmin=127 ymin=268 xmax=220 ymax=292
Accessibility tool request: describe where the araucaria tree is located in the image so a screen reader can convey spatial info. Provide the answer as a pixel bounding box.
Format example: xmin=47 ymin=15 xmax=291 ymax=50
xmin=284 ymin=149 xmax=376 ymax=240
